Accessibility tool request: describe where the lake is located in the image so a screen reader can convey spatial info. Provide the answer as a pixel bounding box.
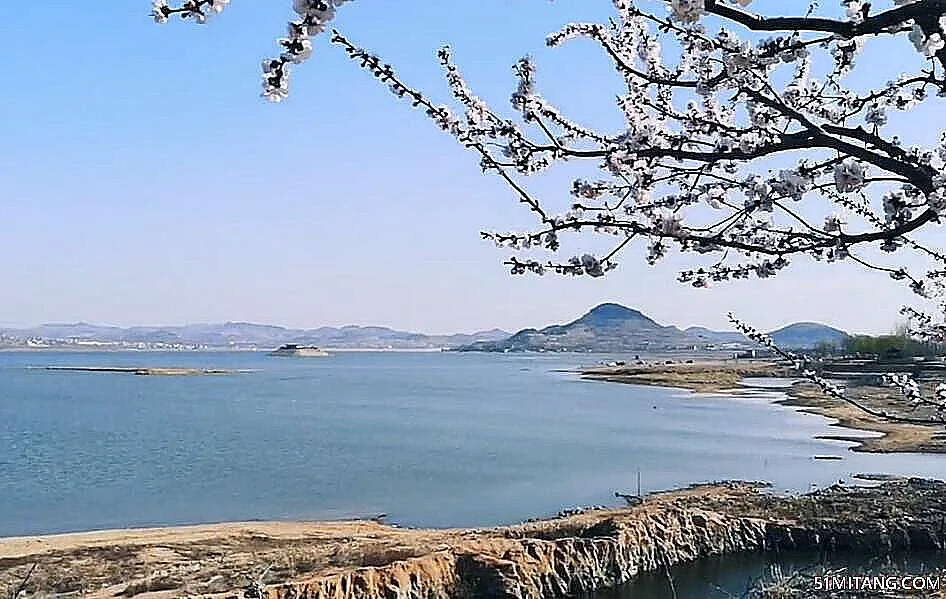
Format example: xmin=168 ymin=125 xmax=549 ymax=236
xmin=1 ymin=351 xmax=945 ymax=537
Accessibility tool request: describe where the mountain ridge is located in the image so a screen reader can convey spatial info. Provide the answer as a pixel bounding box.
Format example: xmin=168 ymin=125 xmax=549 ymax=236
xmin=455 ymin=303 xmax=849 ymax=352
xmin=0 ymin=322 xmax=512 ymax=351
xmin=0 ymin=304 xmax=851 ymax=352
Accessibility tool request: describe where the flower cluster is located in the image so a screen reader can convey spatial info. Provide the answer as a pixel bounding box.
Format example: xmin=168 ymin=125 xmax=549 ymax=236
xmin=151 ymin=0 xmax=230 ymax=24
xmin=262 ymin=0 xmax=354 ymax=102
xmin=882 ymin=373 xmax=923 ymax=405
xmin=833 ymin=160 xmax=866 ymax=193
xmin=801 ymin=370 xmax=849 ymax=402
xmin=668 ymin=0 xmax=707 ymax=24
xmin=728 ymin=313 xmax=776 ymax=349
xmin=908 ymin=19 xmax=946 ymax=57
xmin=153 ymin=0 xmax=353 ymax=101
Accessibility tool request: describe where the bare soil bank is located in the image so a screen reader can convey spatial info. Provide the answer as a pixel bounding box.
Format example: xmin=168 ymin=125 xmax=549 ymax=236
xmin=782 ymin=382 xmax=946 ymax=454
xmin=582 ymin=360 xmax=787 ymax=392
xmin=583 ymin=361 xmax=946 ymax=454
xmin=3 ymin=480 xmax=946 ymax=598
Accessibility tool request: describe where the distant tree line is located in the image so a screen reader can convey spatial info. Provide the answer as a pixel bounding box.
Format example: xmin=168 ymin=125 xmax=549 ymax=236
xmin=813 ymin=325 xmax=944 ymax=360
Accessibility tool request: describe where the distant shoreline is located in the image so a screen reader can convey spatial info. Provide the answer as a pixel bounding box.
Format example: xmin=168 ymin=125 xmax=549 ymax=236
xmin=0 ymin=347 xmax=732 ymax=355
xmin=0 ymin=347 xmax=447 ymax=353
xmin=320 ymin=348 xmax=445 ymax=353
xmin=582 ymin=360 xmax=946 ymax=455
xmin=0 ymin=347 xmax=260 ymax=353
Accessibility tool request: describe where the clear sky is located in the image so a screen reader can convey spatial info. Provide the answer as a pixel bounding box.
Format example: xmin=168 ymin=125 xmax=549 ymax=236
xmin=0 ymin=1 xmax=933 ymax=335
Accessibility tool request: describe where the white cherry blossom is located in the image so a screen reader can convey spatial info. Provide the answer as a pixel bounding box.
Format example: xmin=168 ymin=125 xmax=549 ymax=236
xmin=669 ymin=0 xmax=706 ymax=24
xmin=833 ymin=160 xmax=866 ymax=193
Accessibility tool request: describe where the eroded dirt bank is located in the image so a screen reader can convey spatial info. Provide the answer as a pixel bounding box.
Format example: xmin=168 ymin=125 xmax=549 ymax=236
xmin=4 ymin=479 xmax=946 ymax=598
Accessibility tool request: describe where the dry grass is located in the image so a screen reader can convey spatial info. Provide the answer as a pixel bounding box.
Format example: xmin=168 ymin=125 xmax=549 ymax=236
xmin=0 ymin=522 xmax=457 ymax=598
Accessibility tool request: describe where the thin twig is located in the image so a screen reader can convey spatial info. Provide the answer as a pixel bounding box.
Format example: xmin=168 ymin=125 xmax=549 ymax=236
xmin=10 ymin=563 xmax=36 ymax=599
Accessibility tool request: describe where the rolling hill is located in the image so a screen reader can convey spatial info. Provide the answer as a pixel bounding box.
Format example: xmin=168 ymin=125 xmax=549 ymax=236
xmin=769 ymin=322 xmax=850 ymax=349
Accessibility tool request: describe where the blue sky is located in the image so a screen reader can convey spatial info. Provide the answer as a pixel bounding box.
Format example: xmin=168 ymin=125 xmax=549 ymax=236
xmin=0 ymin=1 xmax=932 ymax=334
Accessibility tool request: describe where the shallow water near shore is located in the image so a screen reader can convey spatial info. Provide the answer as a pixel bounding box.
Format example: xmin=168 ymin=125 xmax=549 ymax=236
xmin=590 ymin=550 xmax=946 ymax=598
xmin=2 ymin=351 xmax=946 ymax=537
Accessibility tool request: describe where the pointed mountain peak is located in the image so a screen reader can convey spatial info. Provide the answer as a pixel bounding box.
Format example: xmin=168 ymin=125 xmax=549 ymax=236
xmin=576 ymin=303 xmax=655 ymax=325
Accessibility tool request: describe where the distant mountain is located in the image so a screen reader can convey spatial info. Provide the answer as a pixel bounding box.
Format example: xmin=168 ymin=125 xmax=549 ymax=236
xmin=0 ymin=322 xmax=511 ymax=351
xmin=769 ymin=322 xmax=849 ymax=349
xmin=456 ymin=303 xmax=700 ymax=353
xmin=455 ymin=304 xmax=848 ymax=353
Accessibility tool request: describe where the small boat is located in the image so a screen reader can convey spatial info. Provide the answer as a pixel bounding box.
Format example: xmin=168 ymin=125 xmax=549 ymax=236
xmin=268 ymin=344 xmax=329 ymax=357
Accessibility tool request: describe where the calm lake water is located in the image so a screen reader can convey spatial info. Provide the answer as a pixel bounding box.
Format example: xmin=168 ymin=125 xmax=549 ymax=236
xmin=2 ymin=351 xmax=946 ymax=537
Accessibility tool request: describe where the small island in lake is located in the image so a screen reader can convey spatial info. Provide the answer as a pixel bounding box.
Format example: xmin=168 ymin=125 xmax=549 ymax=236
xmin=268 ymin=343 xmax=330 ymax=357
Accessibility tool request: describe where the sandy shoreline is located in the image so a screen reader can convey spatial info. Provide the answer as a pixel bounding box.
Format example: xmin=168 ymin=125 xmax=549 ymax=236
xmin=0 ymin=517 xmax=453 ymax=598
xmin=583 ymin=360 xmax=946 ymax=454
xmin=581 ymin=360 xmax=789 ymax=392
xmin=782 ymin=382 xmax=946 ymax=454
xmin=0 ymin=521 xmax=390 ymax=561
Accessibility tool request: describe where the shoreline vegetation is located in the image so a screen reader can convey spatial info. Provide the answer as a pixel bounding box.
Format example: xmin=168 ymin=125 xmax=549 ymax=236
xmin=3 ymin=480 xmax=946 ymax=598
xmin=582 ymin=360 xmax=946 ymax=454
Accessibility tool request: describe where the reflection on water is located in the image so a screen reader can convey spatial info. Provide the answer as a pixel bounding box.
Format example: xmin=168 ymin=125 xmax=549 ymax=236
xmin=587 ymin=551 xmax=946 ymax=598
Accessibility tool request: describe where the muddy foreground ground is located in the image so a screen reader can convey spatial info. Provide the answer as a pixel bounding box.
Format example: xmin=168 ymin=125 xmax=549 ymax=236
xmin=4 ymin=480 xmax=946 ymax=598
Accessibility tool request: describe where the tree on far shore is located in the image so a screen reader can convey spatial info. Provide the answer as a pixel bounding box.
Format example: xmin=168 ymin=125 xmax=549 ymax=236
xmin=843 ymin=332 xmax=941 ymax=359
xmin=153 ymin=0 xmax=946 ymax=422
